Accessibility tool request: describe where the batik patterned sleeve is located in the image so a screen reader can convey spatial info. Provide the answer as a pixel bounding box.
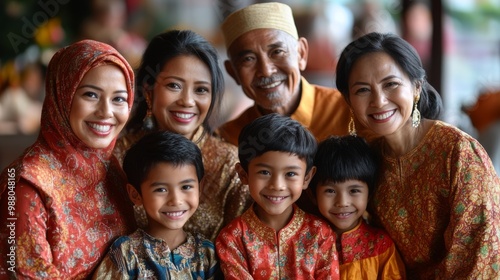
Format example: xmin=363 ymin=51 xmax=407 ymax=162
xmin=0 ymin=180 xmax=61 ymax=279
xmin=312 ymin=219 xmax=340 ymax=280
xmin=215 ymin=220 xmax=253 ymax=280
xmin=92 ymin=252 xmax=130 ymax=280
xmin=440 ymin=137 xmax=500 ymax=279
xmin=92 ymin=235 xmax=140 ymax=280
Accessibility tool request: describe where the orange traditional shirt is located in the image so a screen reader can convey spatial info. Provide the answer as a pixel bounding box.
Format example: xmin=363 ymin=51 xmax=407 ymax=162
xmin=338 ymin=219 xmax=405 ymax=280
xmin=217 ymin=77 xmax=366 ymax=146
xmin=216 ymin=204 xmax=339 ymax=280
xmin=371 ymin=121 xmax=500 ymax=279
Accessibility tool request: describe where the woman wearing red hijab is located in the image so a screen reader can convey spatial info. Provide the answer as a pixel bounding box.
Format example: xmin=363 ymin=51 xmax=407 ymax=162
xmin=0 ymin=40 xmax=136 ymax=279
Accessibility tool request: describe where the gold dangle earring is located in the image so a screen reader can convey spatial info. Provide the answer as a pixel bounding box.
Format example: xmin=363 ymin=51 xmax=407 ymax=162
xmin=348 ymin=110 xmax=357 ymax=136
xmin=412 ymin=95 xmax=421 ymax=128
xmin=142 ymin=92 xmax=155 ymax=130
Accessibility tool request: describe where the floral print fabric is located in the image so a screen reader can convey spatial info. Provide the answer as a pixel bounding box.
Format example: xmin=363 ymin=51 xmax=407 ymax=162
xmin=93 ymin=229 xmax=219 ymax=279
xmin=216 ymin=204 xmax=339 ymax=280
xmin=371 ymin=121 xmax=500 ymax=279
xmin=338 ymin=220 xmax=405 ymax=279
xmin=0 ymin=40 xmax=136 ymax=279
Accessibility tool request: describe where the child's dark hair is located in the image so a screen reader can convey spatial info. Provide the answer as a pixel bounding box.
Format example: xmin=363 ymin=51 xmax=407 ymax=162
xmin=238 ymin=113 xmax=317 ymax=172
xmin=310 ymin=135 xmax=378 ymax=196
xmin=123 ymin=131 xmax=204 ymax=193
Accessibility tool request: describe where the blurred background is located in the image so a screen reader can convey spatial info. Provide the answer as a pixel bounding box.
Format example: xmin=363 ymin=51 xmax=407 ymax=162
xmin=1 ymin=0 xmax=500 ymax=171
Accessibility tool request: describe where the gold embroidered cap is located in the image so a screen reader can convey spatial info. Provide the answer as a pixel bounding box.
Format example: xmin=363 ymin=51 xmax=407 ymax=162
xmin=221 ymin=2 xmax=298 ymax=48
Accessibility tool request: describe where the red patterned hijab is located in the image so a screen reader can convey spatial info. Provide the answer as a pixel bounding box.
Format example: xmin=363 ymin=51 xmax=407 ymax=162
xmin=1 ymin=39 xmax=134 ymax=195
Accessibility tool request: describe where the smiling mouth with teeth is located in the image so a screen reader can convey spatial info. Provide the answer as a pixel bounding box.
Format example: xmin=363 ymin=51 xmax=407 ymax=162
xmin=173 ymin=112 xmax=195 ymax=119
xmin=163 ymin=210 xmax=186 ymax=217
xmin=372 ymin=110 xmax=395 ymax=120
xmin=88 ymin=123 xmax=111 ymax=132
xmin=265 ymin=196 xmax=287 ymax=201
xmin=334 ymin=212 xmax=353 ymax=217
xmin=260 ymin=81 xmax=282 ymax=89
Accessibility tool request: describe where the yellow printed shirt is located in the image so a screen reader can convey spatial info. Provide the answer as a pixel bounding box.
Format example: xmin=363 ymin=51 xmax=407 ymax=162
xmin=338 ymin=219 xmax=405 ymax=280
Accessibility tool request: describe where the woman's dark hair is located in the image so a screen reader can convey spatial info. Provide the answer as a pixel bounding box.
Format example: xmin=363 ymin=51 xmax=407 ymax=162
xmin=123 ymin=131 xmax=204 ymax=193
xmin=238 ymin=113 xmax=317 ymax=172
xmin=336 ymin=32 xmax=442 ymax=120
xmin=126 ymin=29 xmax=224 ymax=141
xmin=309 ymin=135 xmax=378 ymax=197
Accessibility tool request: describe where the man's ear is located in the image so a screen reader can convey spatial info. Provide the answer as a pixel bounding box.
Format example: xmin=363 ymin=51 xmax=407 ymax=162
xmin=235 ymin=163 xmax=249 ymax=185
xmin=126 ymin=184 xmax=143 ymax=206
xmin=297 ymin=37 xmax=309 ymax=71
xmin=303 ymin=166 xmax=317 ymax=190
xmin=224 ymin=60 xmax=240 ymax=85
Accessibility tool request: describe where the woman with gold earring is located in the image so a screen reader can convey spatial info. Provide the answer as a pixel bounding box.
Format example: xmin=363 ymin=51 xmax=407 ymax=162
xmin=113 ymin=30 xmax=252 ymax=241
xmin=336 ymin=32 xmax=500 ymax=279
